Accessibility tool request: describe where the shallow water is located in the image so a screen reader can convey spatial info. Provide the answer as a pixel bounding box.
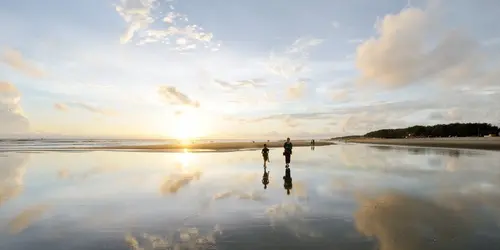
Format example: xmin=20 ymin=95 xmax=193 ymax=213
xmin=0 ymin=138 xmax=258 ymax=151
xmin=1 ymin=144 xmax=500 ymax=249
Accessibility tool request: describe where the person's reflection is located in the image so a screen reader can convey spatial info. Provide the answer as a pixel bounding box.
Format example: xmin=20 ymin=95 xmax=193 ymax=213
xmin=283 ymin=167 xmax=293 ymax=195
xmin=262 ymin=167 xmax=270 ymax=189
xmin=311 ymin=146 xmax=315 ymax=151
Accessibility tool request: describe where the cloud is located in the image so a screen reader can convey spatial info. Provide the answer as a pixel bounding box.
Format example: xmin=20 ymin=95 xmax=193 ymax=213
xmin=287 ymin=79 xmax=307 ymax=99
xmin=330 ymin=89 xmax=350 ymax=101
xmin=159 ymin=171 xmax=202 ymax=195
xmin=7 ymin=204 xmax=51 ymax=234
xmin=59 ymin=102 xmax=115 ymax=116
xmin=428 ymin=108 xmax=462 ymax=121
xmin=115 ymin=0 xmax=219 ymax=51
xmin=356 ymin=7 xmax=484 ymax=87
xmin=212 ymin=190 xmax=264 ymax=201
xmin=354 ymin=192 xmax=471 ymax=250
xmin=54 ymin=103 xmax=68 ymax=111
xmin=267 ymin=37 xmax=322 ymax=78
xmin=125 ymin=225 xmax=222 ymax=250
xmin=0 ymin=153 xmax=29 ymax=208
xmin=213 ymin=78 xmax=266 ymax=91
xmin=1 ymin=48 xmax=46 ymax=78
xmin=482 ymin=37 xmax=500 ymax=46
xmin=347 ymin=39 xmax=364 ymax=44
xmin=114 ymin=0 xmax=157 ymax=44
xmin=285 ymin=37 xmax=324 ymax=55
xmin=0 ymin=82 xmax=30 ymax=135
xmin=158 ymin=86 xmax=200 ymax=108
xmin=332 ymin=21 xmax=340 ymax=29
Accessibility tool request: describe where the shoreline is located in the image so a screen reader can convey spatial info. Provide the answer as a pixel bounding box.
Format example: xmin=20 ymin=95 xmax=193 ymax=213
xmin=346 ymin=137 xmax=500 ymax=151
xmin=65 ymin=140 xmax=335 ymax=152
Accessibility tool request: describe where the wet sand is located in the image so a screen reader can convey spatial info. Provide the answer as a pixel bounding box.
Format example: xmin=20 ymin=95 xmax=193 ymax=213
xmin=346 ymin=137 xmax=500 ymax=151
xmin=74 ymin=140 xmax=334 ymax=151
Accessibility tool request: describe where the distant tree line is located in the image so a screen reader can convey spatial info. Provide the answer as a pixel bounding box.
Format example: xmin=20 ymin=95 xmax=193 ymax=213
xmin=364 ymin=123 xmax=500 ymax=138
xmin=330 ymin=135 xmax=362 ymax=140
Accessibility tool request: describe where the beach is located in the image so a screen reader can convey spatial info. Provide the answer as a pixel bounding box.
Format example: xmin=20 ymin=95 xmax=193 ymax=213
xmin=346 ymin=137 xmax=500 ymax=151
xmin=3 ymin=143 xmax=500 ymax=249
xmin=74 ymin=140 xmax=334 ymax=152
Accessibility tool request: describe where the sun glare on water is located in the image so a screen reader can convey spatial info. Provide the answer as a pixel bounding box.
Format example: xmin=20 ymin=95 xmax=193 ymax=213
xmin=176 ymin=148 xmax=192 ymax=168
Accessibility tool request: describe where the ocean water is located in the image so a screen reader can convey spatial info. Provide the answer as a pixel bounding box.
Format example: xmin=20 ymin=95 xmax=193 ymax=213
xmin=0 ymin=138 xmax=264 ymax=151
xmin=1 ymin=144 xmax=500 ymax=249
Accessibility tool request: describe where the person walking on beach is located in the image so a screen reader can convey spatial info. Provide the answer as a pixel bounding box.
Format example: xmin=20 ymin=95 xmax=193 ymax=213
xmin=262 ymin=144 xmax=270 ymax=166
xmin=283 ymin=138 xmax=293 ymax=167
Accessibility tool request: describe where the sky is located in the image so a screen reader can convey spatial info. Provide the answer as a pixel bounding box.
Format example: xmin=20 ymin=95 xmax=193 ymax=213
xmin=1 ymin=0 xmax=500 ymax=139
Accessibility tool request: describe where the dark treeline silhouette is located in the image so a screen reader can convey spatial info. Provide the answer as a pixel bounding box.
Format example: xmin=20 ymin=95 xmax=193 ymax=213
xmin=364 ymin=123 xmax=500 ymax=139
xmin=330 ymin=135 xmax=363 ymax=140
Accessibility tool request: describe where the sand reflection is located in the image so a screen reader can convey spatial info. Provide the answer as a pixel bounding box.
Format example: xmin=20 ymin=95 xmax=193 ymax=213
xmin=0 ymin=153 xmax=29 ymax=207
xmin=8 ymin=203 xmax=50 ymax=234
xmin=354 ymin=192 xmax=471 ymax=250
xmin=125 ymin=225 xmax=222 ymax=250
xmin=266 ymin=203 xmax=322 ymax=238
xmin=160 ymin=170 xmax=202 ymax=195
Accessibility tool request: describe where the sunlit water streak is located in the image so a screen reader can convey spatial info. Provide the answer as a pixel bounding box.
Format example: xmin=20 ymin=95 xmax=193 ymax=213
xmin=1 ymin=144 xmax=500 ymax=249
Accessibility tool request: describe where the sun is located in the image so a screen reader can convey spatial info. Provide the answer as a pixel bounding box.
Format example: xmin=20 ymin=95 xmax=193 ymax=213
xmin=171 ymin=111 xmax=205 ymax=141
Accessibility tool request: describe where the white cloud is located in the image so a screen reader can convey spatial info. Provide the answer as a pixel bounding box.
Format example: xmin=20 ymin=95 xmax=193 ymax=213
xmin=330 ymin=89 xmax=350 ymax=101
xmin=347 ymin=39 xmax=364 ymax=44
xmin=356 ymin=7 xmax=489 ymax=88
xmin=213 ymin=78 xmax=266 ymax=91
xmin=115 ymin=0 xmax=219 ymax=51
xmin=287 ymin=79 xmax=307 ymax=99
xmin=285 ymin=37 xmax=324 ymax=56
xmin=114 ymin=0 xmax=156 ymax=44
xmin=428 ymin=108 xmax=462 ymax=121
xmin=267 ymin=37 xmax=323 ymax=78
xmin=0 ymin=82 xmax=30 ymax=135
xmin=158 ymin=86 xmax=200 ymax=108
xmin=332 ymin=21 xmax=340 ymax=29
xmin=54 ymin=103 xmax=67 ymax=111
xmin=1 ymin=48 xmax=46 ymax=78
xmin=482 ymin=37 xmax=500 ymax=46
xmin=54 ymin=102 xmax=115 ymax=116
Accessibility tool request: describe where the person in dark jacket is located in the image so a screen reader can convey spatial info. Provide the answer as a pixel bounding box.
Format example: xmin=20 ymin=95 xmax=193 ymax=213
xmin=262 ymin=144 xmax=270 ymax=166
xmin=283 ymin=137 xmax=293 ymax=167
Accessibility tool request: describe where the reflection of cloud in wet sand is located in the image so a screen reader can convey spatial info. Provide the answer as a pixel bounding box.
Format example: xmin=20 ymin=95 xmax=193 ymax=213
xmin=160 ymin=171 xmax=202 ymax=195
xmin=354 ymin=192 xmax=470 ymax=250
xmin=57 ymin=164 xmax=125 ymax=181
xmin=212 ymin=190 xmax=264 ymax=201
xmin=0 ymin=153 xmax=29 ymax=207
xmin=125 ymin=225 xmax=222 ymax=250
xmin=266 ymin=203 xmax=322 ymax=238
xmin=8 ymin=204 xmax=50 ymax=234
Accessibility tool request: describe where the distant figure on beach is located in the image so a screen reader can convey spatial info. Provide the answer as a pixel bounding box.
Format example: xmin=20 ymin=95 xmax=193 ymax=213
xmin=283 ymin=138 xmax=293 ymax=166
xmin=311 ymin=139 xmax=315 ymax=146
xmin=262 ymin=167 xmax=269 ymax=189
xmin=283 ymin=167 xmax=292 ymax=195
xmin=262 ymin=144 xmax=270 ymax=166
